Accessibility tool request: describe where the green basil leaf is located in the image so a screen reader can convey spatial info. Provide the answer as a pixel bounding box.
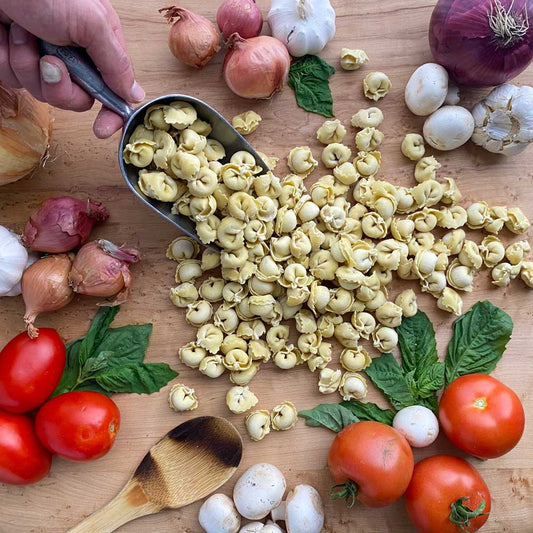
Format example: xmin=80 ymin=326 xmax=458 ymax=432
xmin=52 ymin=338 xmax=83 ymax=397
xmin=289 ymin=55 xmax=335 ymax=118
xmin=416 ymin=362 xmax=445 ymax=398
xmin=92 ymin=324 xmax=153 ymax=366
xmin=339 ymin=400 xmax=395 ymax=425
xmin=70 ymin=381 xmax=111 ymax=396
xmin=365 ymin=353 xmax=417 ymax=410
xmin=81 ymin=351 xmax=116 ymax=376
xmin=299 ymin=404 xmax=359 ymax=432
xmin=445 ymin=301 xmax=513 ymax=385
xmin=95 ymin=363 xmax=178 ymax=394
xmin=79 ymin=306 xmax=120 ymax=364
xmin=397 ymin=311 xmax=438 ymax=377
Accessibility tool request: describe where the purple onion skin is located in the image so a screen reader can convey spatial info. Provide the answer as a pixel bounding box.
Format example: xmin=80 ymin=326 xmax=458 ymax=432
xmin=429 ymin=0 xmax=533 ymax=87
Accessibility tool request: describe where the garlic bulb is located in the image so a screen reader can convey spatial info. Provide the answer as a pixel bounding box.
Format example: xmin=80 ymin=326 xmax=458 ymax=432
xmin=0 ymin=226 xmax=28 ymax=297
xmin=471 ymin=84 xmax=533 ymax=156
xmin=267 ymin=0 xmax=336 ymax=58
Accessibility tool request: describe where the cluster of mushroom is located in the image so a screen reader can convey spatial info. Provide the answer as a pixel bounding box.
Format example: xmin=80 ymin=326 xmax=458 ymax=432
xmin=198 ymin=463 xmax=324 ymax=533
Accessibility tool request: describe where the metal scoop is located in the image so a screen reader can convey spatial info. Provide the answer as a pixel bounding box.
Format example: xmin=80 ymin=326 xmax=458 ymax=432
xmin=40 ymin=41 xmax=268 ymax=249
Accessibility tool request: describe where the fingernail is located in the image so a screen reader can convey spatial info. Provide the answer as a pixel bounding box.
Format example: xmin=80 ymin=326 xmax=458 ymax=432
xmin=40 ymin=59 xmax=62 ymax=84
xmin=130 ymin=81 xmax=145 ymax=102
xmin=10 ymin=23 xmax=27 ymax=45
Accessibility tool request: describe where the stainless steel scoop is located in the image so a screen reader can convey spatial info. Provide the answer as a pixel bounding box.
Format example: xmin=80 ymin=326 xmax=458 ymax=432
xmin=39 ymin=41 xmax=268 ymax=250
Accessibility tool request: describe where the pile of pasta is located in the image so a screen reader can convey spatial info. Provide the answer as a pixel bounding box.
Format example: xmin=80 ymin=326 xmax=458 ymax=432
xmin=122 ymin=100 xmax=532 ymax=438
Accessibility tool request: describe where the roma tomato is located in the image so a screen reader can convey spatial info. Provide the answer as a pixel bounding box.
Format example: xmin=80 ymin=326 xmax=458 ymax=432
xmin=328 ymin=421 xmax=414 ymax=508
xmin=405 ymin=455 xmax=491 ymax=533
xmin=0 ymin=409 xmax=52 ymax=485
xmin=0 ymin=329 xmax=66 ymax=413
xmin=35 ymin=391 xmax=120 ymax=462
xmin=439 ymin=374 xmax=525 ymax=458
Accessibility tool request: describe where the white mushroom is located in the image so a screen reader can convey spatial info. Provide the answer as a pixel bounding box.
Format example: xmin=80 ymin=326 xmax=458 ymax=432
xmin=393 ymin=405 xmax=439 ymax=448
xmin=239 ymin=522 xmax=284 ymax=533
xmin=271 ymin=485 xmax=324 ymax=533
xmin=423 ymin=106 xmax=475 ymax=151
xmin=233 ymin=463 xmax=286 ymax=520
xmin=199 ymin=493 xmax=241 ymax=533
xmin=404 ymin=63 xmax=449 ymax=116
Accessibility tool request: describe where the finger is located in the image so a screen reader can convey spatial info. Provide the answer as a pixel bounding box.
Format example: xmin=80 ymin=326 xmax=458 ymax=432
xmin=0 ymin=24 xmax=19 ymax=87
xmin=39 ymin=55 xmax=94 ymax=112
xmin=100 ymin=0 xmax=127 ymax=49
xmin=8 ymin=23 xmax=43 ymax=99
xmin=93 ymin=105 xmax=124 ymax=139
xmin=77 ymin=5 xmax=144 ymax=105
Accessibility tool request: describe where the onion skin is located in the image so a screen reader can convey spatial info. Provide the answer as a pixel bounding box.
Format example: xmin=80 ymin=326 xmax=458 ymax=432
xmin=429 ymin=0 xmax=533 ymax=87
xmin=223 ymin=34 xmax=291 ymax=99
xmin=159 ymin=6 xmax=220 ymax=68
xmin=69 ymin=240 xmax=140 ymax=305
xmin=22 ymin=197 xmax=109 ymax=253
xmin=22 ymin=254 xmax=74 ymax=339
xmin=0 ymin=84 xmax=53 ymax=186
xmin=217 ymin=0 xmax=263 ymax=40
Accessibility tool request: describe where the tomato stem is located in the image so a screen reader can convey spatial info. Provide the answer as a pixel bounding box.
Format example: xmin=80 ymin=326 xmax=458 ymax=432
xmin=449 ymin=497 xmax=487 ymax=532
xmin=330 ymin=481 xmax=359 ymax=508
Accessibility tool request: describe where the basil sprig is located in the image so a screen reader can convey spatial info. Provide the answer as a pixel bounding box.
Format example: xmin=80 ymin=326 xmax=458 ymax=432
xmin=53 ymin=307 xmax=178 ymax=397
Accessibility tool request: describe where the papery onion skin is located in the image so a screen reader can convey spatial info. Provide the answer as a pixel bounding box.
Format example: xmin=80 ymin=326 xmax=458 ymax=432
xmin=22 ymin=254 xmax=74 ymax=339
xmin=223 ymin=34 xmax=291 ymax=99
xmin=22 ymin=197 xmax=109 ymax=254
xmin=217 ymin=0 xmax=263 ymax=40
xmin=159 ymin=6 xmax=221 ymax=68
xmin=0 ymin=84 xmax=53 ymax=186
xmin=69 ymin=240 xmax=140 ymax=305
xmin=429 ymin=0 xmax=533 ymax=87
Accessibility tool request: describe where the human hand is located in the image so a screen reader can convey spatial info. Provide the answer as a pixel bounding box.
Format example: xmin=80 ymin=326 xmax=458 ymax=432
xmin=0 ymin=0 xmax=144 ymax=138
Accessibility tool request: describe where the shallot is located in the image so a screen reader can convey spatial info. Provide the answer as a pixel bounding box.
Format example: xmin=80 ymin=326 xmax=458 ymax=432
xmin=223 ymin=34 xmax=291 ymax=99
xmin=22 ymin=196 xmax=109 ymax=253
xmin=22 ymin=254 xmax=74 ymax=338
xmin=217 ymin=0 xmax=263 ymax=40
xmin=69 ymin=239 xmax=140 ymax=305
xmin=159 ymin=6 xmax=220 ymax=68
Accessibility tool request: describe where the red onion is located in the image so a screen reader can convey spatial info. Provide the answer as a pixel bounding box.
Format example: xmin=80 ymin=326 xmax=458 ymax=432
xmin=217 ymin=0 xmax=263 ymax=40
xmin=159 ymin=6 xmax=221 ymax=68
xmin=223 ymin=34 xmax=291 ymax=99
xmin=69 ymin=239 xmax=140 ymax=305
xmin=22 ymin=196 xmax=109 ymax=253
xmin=429 ymin=0 xmax=533 ymax=87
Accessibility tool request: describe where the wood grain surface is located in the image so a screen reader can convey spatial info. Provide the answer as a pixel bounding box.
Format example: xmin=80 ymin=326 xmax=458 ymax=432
xmin=1 ymin=1 xmax=533 ymax=532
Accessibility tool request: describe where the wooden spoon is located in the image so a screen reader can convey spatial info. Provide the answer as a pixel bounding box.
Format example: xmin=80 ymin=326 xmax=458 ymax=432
xmin=68 ymin=416 xmax=243 ymax=533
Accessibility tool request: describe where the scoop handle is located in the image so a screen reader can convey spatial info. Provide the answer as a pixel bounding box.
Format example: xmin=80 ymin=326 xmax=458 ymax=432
xmin=39 ymin=40 xmax=134 ymax=121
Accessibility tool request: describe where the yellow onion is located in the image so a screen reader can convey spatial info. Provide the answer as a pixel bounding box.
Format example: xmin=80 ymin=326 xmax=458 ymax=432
xmin=0 ymin=83 xmax=53 ymax=186
xmin=22 ymin=254 xmax=74 ymax=338
xmin=69 ymin=239 xmax=141 ymax=305
xmin=159 ymin=6 xmax=221 ymax=68
xmin=223 ymin=34 xmax=291 ymax=99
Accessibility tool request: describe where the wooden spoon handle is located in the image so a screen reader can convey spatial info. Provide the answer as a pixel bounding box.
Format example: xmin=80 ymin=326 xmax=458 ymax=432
xmin=67 ymin=480 xmax=163 ymax=533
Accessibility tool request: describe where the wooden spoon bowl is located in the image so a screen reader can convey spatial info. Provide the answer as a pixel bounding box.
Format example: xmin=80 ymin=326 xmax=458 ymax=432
xmin=68 ymin=416 xmax=243 ymax=533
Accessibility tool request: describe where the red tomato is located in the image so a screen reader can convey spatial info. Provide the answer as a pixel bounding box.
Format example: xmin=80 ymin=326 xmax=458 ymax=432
xmin=0 ymin=409 xmax=52 ymax=485
xmin=35 ymin=391 xmax=120 ymax=462
xmin=0 ymin=329 xmax=66 ymax=413
xmin=439 ymin=374 xmax=525 ymax=459
xmin=405 ymin=455 xmax=491 ymax=533
xmin=327 ymin=421 xmax=414 ymax=508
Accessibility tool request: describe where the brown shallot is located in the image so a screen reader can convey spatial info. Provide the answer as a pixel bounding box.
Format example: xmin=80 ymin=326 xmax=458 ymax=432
xmin=69 ymin=240 xmax=140 ymax=305
xmin=22 ymin=196 xmax=109 ymax=253
xmin=223 ymin=34 xmax=291 ymax=99
xmin=159 ymin=6 xmax=221 ymax=68
xmin=22 ymin=254 xmax=74 ymax=338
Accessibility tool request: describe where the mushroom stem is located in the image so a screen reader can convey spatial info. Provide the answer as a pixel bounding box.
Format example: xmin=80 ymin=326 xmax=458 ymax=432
xmin=270 ymin=502 xmax=286 ymax=523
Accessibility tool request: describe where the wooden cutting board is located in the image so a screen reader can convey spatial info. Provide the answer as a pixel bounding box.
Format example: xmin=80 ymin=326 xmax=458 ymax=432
xmin=1 ymin=1 xmax=532 ymax=531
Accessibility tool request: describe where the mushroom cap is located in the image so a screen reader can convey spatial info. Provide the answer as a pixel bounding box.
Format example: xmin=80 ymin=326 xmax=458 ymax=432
xmin=393 ymin=405 xmax=439 ymax=447
xmin=423 ymin=106 xmax=474 ymax=151
xmin=284 ymin=485 xmax=325 ymax=533
xmin=199 ymin=493 xmax=241 ymax=533
xmin=233 ymin=463 xmax=286 ymax=520
xmin=405 ymin=63 xmax=449 ymax=116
